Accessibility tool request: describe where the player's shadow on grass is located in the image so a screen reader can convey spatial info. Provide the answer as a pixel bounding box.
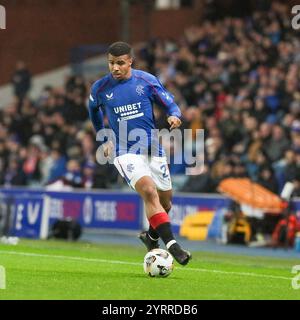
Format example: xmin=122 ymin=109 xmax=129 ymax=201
xmin=62 ymin=269 xmax=184 ymax=280
xmin=130 ymin=273 xmax=184 ymax=280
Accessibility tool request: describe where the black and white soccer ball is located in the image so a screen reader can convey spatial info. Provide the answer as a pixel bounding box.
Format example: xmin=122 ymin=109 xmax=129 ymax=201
xmin=143 ymin=248 xmax=174 ymax=277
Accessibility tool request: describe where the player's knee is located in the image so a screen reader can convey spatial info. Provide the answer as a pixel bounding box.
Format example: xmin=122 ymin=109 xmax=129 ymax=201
xmin=140 ymin=185 xmax=159 ymax=203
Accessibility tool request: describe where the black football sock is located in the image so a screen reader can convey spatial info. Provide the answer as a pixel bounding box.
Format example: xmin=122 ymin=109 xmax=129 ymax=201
xmin=149 ymin=212 xmax=176 ymax=249
xmin=148 ymin=206 xmax=171 ymax=240
xmin=148 ymin=225 xmax=159 ymax=241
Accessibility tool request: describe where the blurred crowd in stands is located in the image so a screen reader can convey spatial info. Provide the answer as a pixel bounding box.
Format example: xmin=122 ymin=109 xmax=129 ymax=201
xmin=0 ymin=1 xmax=299 ymax=197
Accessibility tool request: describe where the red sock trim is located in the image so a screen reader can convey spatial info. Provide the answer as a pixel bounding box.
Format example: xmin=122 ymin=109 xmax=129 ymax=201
xmin=149 ymin=212 xmax=170 ymax=229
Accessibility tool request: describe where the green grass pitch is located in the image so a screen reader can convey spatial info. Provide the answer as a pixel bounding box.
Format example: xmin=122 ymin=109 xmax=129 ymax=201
xmin=0 ymin=239 xmax=299 ymax=300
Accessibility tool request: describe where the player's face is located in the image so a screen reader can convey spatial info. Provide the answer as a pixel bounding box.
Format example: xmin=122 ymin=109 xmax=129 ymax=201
xmin=108 ymin=54 xmax=133 ymax=80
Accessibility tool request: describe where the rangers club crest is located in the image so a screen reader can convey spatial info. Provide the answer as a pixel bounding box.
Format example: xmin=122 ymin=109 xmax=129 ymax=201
xmin=136 ymin=85 xmax=144 ymax=96
xmin=127 ymin=164 xmax=134 ymax=172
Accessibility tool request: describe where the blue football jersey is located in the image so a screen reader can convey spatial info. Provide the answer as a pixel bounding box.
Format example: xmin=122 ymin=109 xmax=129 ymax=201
xmin=88 ymin=69 xmax=181 ymax=156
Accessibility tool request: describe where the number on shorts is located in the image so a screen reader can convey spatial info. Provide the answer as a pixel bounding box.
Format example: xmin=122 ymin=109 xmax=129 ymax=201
xmin=160 ymin=164 xmax=169 ymax=178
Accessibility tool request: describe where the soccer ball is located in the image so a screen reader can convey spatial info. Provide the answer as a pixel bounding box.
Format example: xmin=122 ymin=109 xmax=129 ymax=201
xmin=143 ymin=248 xmax=174 ymax=277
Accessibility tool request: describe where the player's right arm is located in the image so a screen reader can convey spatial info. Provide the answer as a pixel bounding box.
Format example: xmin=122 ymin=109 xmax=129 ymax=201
xmin=88 ymin=82 xmax=104 ymax=133
xmin=88 ymin=82 xmax=113 ymax=157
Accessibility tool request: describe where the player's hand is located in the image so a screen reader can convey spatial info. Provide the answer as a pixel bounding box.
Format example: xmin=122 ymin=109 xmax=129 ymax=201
xmin=167 ymin=116 xmax=182 ymax=130
xmin=103 ymin=141 xmax=114 ymax=158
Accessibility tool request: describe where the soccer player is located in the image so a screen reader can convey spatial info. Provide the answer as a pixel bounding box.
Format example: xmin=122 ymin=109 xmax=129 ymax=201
xmin=88 ymin=42 xmax=191 ymax=265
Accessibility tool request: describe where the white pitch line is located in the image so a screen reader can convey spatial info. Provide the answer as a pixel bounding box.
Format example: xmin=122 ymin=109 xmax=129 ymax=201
xmin=0 ymin=250 xmax=292 ymax=281
xmin=180 ymin=266 xmax=291 ymax=281
xmin=0 ymin=250 xmax=140 ymax=266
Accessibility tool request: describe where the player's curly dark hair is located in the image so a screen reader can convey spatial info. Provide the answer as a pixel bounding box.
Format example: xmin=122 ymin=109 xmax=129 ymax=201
xmin=108 ymin=41 xmax=133 ymax=57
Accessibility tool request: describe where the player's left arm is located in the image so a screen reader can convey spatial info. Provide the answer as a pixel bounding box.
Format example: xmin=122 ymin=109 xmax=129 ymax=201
xmin=167 ymin=115 xmax=182 ymax=130
xmin=150 ymin=77 xmax=182 ymax=129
